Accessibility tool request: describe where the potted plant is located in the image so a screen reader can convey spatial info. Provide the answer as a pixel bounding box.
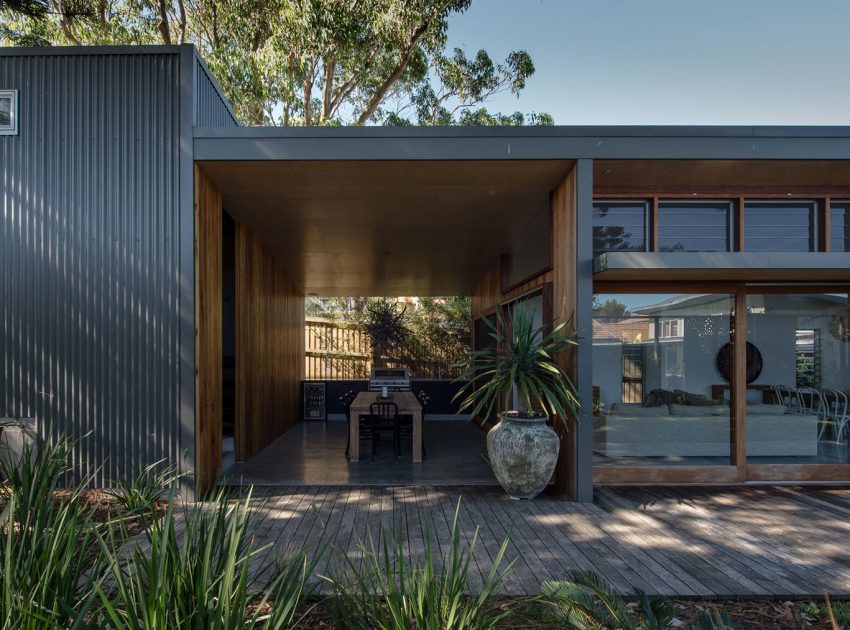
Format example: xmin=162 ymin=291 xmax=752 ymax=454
xmin=453 ymin=307 xmax=580 ymax=499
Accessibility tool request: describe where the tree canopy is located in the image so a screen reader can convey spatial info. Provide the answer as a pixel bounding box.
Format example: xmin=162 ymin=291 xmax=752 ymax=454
xmin=0 ymin=0 xmax=552 ymax=127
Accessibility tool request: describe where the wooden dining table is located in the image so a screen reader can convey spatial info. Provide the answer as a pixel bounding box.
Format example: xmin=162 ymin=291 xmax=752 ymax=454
xmin=349 ymin=391 xmax=422 ymax=463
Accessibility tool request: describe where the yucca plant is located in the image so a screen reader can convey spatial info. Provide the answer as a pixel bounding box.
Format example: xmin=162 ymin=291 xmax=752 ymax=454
xmin=323 ymin=498 xmax=512 ymax=630
xmin=96 ymin=487 xmax=319 ymax=630
xmin=0 ymin=438 xmax=102 ymax=630
xmin=453 ymin=306 xmax=581 ymax=498
xmin=540 ymin=571 xmax=674 ymax=630
xmin=453 ymin=306 xmax=580 ymax=427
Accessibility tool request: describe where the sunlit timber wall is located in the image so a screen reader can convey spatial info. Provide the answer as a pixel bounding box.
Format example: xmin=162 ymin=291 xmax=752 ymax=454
xmin=235 ymin=221 xmax=305 ymax=461
xmin=471 ymin=162 xmax=594 ymax=501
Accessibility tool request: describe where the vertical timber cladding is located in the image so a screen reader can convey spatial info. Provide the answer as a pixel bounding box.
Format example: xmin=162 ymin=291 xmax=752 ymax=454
xmin=0 ymin=49 xmax=184 ymax=487
xmin=194 ymin=166 xmax=223 ymax=493
xmin=469 ymin=164 xmax=585 ymax=498
xmin=551 ymin=166 xmax=579 ymax=497
xmin=234 ymin=221 xmax=305 ymax=461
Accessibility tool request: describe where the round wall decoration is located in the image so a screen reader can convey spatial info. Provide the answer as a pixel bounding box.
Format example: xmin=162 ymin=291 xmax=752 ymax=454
xmin=830 ymin=309 xmax=850 ymax=343
xmin=716 ymin=342 xmax=763 ymax=383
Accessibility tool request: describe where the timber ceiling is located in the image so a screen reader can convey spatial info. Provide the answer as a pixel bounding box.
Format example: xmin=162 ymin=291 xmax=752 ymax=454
xmin=199 ymin=160 xmax=573 ymax=296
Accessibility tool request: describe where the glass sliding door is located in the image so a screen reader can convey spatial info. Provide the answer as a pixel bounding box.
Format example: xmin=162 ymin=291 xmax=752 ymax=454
xmin=592 ymin=293 xmax=734 ymax=467
xmin=745 ymin=292 xmax=850 ymax=467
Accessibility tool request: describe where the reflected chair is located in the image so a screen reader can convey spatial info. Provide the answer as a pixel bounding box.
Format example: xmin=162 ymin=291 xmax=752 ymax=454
xmin=822 ymin=388 xmax=849 ymax=442
xmin=369 ymin=401 xmax=400 ymax=463
xmin=772 ymin=384 xmax=796 ymax=412
xmin=796 ymin=386 xmax=828 ymax=439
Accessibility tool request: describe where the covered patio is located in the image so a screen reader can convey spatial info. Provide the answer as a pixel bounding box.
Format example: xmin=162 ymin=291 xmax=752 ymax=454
xmin=193 ymin=149 xmax=591 ymax=496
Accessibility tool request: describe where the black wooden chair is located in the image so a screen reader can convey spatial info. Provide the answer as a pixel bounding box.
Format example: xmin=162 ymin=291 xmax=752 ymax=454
xmin=369 ymin=400 xmax=400 ymax=463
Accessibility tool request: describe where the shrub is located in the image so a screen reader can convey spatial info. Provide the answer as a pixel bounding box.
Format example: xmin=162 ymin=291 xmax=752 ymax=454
xmin=540 ymin=571 xmax=673 ymax=630
xmin=323 ymin=498 xmax=511 ymax=630
xmin=96 ymin=487 xmax=318 ymax=629
xmin=107 ymin=459 xmax=182 ymax=518
xmin=0 ymin=439 xmax=102 ymax=630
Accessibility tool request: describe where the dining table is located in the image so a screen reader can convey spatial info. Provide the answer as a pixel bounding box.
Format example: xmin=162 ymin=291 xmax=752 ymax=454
xmin=349 ymin=391 xmax=422 ymax=463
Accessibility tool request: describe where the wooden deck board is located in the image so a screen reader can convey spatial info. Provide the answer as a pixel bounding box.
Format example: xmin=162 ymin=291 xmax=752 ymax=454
xmin=238 ymin=485 xmax=850 ymax=598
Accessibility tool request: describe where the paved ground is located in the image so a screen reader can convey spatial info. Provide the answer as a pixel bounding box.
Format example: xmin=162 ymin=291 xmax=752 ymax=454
xmin=241 ymin=484 xmax=850 ymax=598
xmin=222 ymin=420 xmax=496 ymax=485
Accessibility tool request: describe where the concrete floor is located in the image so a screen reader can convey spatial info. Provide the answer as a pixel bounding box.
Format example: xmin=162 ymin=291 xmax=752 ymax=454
xmin=221 ymin=420 xmax=497 ymax=486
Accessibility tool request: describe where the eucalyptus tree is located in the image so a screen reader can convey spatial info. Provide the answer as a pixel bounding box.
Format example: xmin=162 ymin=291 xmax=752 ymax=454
xmin=0 ymin=0 xmax=551 ymax=126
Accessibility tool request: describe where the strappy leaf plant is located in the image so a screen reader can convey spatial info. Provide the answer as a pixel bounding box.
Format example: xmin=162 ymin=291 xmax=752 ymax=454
xmin=453 ymin=307 xmax=581 ymax=428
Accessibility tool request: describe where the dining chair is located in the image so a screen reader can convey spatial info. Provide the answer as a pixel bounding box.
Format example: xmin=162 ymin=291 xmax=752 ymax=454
xmin=369 ymin=400 xmax=400 ymax=463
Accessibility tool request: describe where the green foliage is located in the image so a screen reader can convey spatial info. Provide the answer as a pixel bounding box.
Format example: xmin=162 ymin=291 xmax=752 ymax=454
xmin=323 ymin=498 xmax=511 ymax=630
xmin=453 ymin=307 xmax=581 ymax=427
xmin=831 ymin=600 xmax=850 ymax=626
xmin=0 ymin=439 xmax=101 ymax=630
xmin=308 ymin=296 xmax=471 ymax=378
xmin=360 ymin=298 xmax=410 ymax=367
xmin=540 ymin=571 xmax=675 ymax=630
xmin=592 ymin=297 xmax=631 ymax=319
xmin=96 ymin=487 xmax=318 ymax=629
xmin=107 ymin=458 xmax=182 ymax=518
xmin=0 ymin=0 xmax=48 ymax=19
xmin=542 ymin=571 xmax=639 ymax=630
xmin=0 ymin=0 xmax=550 ymax=127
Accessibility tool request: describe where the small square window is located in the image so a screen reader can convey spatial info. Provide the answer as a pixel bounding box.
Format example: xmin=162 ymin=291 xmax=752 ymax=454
xmin=0 ymin=90 xmax=18 ymax=136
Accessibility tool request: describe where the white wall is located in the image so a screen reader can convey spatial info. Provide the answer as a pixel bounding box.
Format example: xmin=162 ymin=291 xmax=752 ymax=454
xmin=748 ymin=314 xmax=797 ymax=388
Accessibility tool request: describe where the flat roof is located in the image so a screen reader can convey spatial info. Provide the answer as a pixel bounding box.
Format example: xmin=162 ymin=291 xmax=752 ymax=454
xmin=194 ymin=125 xmax=850 ymax=161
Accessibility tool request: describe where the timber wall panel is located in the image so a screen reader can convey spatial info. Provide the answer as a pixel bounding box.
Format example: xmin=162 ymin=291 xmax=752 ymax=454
xmin=194 ymin=167 xmax=223 ymax=493
xmin=551 ymin=167 xmax=579 ymax=495
xmin=235 ymin=223 xmax=304 ymax=461
xmin=469 ymin=165 xmax=580 ymax=496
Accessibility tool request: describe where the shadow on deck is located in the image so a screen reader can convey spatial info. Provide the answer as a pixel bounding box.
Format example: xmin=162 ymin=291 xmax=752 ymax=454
xmin=239 ymin=484 xmax=850 ymax=598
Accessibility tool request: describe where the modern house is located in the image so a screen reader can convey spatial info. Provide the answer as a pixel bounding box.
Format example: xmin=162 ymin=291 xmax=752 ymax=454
xmin=2 ymin=45 xmax=849 ymax=500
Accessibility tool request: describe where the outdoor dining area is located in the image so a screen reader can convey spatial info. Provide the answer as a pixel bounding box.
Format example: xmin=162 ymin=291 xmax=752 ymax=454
xmin=339 ymin=367 xmax=439 ymax=464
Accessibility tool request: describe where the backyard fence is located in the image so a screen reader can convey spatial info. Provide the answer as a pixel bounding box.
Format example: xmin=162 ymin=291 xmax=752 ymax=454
xmin=305 ymin=317 xmax=468 ymax=380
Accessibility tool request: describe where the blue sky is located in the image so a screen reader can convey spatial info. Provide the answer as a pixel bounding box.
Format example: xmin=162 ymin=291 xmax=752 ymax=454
xmin=448 ymin=0 xmax=850 ymax=125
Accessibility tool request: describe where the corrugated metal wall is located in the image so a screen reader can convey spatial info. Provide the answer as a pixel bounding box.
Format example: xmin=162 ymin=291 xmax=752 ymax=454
xmin=0 ymin=51 xmax=185 ymax=486
xmin=194 ymin=55 xmax=239 ymax=128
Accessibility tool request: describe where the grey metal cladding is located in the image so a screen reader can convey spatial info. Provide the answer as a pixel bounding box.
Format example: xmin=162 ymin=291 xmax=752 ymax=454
xmin=193 ymin=52 xmax=239 ymax=128
xmin=0 ymin=50 xmax=184 ymax=486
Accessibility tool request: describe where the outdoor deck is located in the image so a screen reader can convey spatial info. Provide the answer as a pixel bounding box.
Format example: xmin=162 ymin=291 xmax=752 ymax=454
xmin=245 ymin=484 xmax=850 ymax=598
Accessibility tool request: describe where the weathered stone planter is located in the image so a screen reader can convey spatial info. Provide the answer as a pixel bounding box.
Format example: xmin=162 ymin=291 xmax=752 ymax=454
xmin=486 ymin=411 xmax=560 ymax=499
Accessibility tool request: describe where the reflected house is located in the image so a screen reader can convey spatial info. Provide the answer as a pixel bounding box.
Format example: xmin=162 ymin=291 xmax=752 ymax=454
xmin=2 ymin=45 xmax=850 ymax=500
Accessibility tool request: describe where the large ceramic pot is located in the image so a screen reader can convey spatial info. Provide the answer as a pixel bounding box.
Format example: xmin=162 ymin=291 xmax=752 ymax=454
xmin=486 ymin=411 xmax=560 ymax=499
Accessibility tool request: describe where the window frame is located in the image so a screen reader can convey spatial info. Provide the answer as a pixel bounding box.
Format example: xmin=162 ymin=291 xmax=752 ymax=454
xmin=656 ymin=199 xmax=735 ymax=253
xmin=743 ymin=199 xmax=819 ymax=253
xmin=0 ymin=90 xmax=17 ymax=136
xmin=592 ymin=199 xmax=651 ymax=257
